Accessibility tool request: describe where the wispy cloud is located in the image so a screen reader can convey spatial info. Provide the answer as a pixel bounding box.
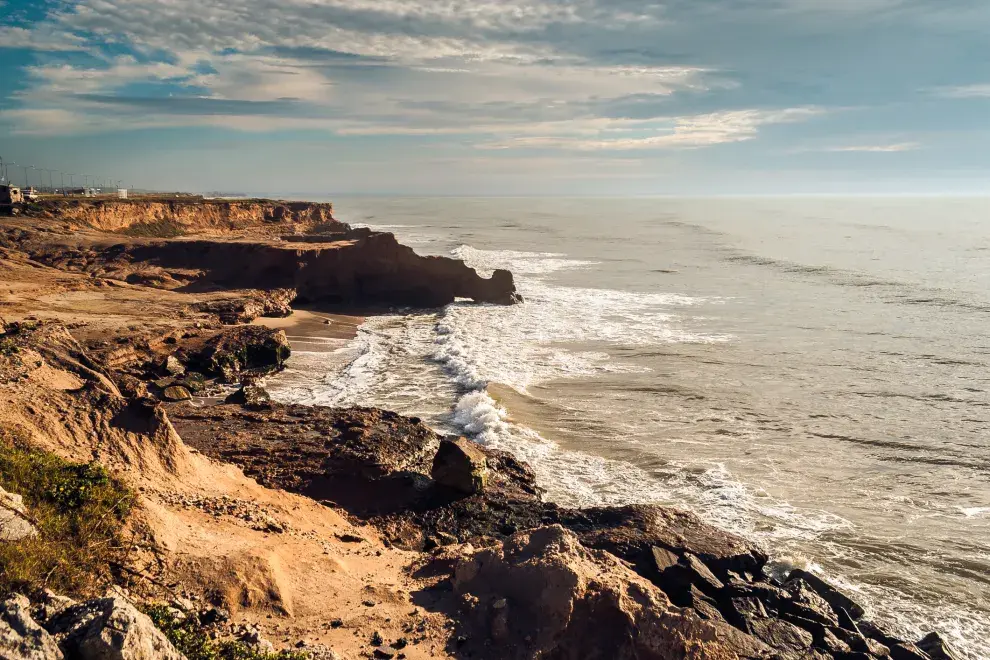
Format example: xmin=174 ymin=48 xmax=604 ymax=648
xmin=937 ymin=83 xmax=990 ymax=99
xmin=826 ymin=142 xmax=920 ymax=152
xmin=483 ymin=108 xmax=824 ymax=150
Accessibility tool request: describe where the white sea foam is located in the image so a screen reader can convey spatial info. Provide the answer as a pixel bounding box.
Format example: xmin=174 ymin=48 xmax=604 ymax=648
xmin=957 ymin=506 xmax=990 ymax=518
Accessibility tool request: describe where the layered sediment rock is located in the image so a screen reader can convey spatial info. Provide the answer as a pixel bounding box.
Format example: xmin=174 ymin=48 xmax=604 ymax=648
xmin=7 ymin=220 xmax=519 ymax=308
xmin=117 ymin=231 xmax=519 ymax=306
xmin=28 ymin=197 xmax=336 ymax=233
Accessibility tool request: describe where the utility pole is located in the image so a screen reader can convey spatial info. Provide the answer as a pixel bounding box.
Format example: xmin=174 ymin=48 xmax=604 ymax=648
xmin=60 ymin=171 xmax=66 ymax=195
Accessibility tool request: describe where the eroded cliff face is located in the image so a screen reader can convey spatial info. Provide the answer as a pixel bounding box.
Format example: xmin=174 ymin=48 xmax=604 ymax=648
xmin=16 ymin=225 xmax=519 ymax=307
xmin=29 ymin=198 xmax=337 ymax=234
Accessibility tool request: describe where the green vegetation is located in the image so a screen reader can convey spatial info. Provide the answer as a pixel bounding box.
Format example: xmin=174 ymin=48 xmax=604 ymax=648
xmin=119 ymin=219 xmax=186 ymax=238
xmin=0 ymin=337 xmax=19 ymax=356
xmin=145 ymin=606 xmax=309 ymax=660
xmin=0 ymin=428 xmax=134 ymax=596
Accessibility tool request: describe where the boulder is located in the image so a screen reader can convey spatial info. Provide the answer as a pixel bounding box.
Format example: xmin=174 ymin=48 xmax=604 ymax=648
xmin=431 ymin=437 xmax=488 ymax=495
xmin=259 ymin=288 xmax=296 ymax=318
xmin=174 ymin=372 xmax=207 ymax=394
xmin=160 ymin=356 xmax=185 ymax=377
xmin=450 ymin=525 xmax=767 ymax=660
xmin=891 ymin=641 xmax=938 ymax=660
xmin=782 ymin=578 xmax=839 ymax=626
xmin=917 ymin=632 xmax=961 ymax=660
xmin=787 ymin=569 xmax=865 ymax=620
xmin=0 ymin=486 xmax=38 ymax=542
xmin=0 ymin=594 xmax=64 ymax=660
xmin=48 ymin=595 xmax=185 ymax=660
xmin=192 ymin=327 xmax=291 ymax=383
xmin=224 ymin=385 xmax=272 ymax=409
xmin=162 ymin=386 xmax=192 ymax=402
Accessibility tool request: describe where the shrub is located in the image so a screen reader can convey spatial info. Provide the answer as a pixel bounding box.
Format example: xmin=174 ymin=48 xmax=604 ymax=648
xmin=0 ymin=429 xmax=134 ymax=596
xmin=0 ymin=337 xmax=18 ymax=356
xmin=145 ymin=606 xmax=309 ymax=660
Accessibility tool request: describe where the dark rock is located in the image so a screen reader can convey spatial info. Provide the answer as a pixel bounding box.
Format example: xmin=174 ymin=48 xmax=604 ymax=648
xmin=431 ymin=437 xmax=489 ymax=495
xmin=650 ymin=546 xmax=679 ymax=573
xmin=373 ymin=649 xmax=395 ymax=660
xmin=176 ymin=372 xmax=207 ymax=393
xmin=198 ymin=607 xmax=230 ymax=626
xmin=834 ymin=627 xmax=892 ymax=657
xmin=837 ymin=606 xmax=861 ymax=632
xmin=682 ymin=552 xmax=725 ymax=595
xmin=224 ymin=385 xmax=272 ymax=409
xmin=685 ymin=585 xmax=726 ymax=622
xmin=787 ymin=569 xmax=865 ymax=620
xmin=783 ymin=578 xmax=839 ymax=626
xmin=746 ymin=617 xmax=815 ymax=652
xmin=917 ymin=632 xmax=961 ymax=660
xmin=162 ymin=385 xmax=192 ymax=402
xmin=190 ymin=326 xmax=291 ymax=383
xmin=890 ymin=642 xmax=936 ymax=660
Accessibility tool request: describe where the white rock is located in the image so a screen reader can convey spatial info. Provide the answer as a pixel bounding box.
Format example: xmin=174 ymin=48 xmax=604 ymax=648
xmin=0 ymin=594 xmax=64 ymax=660
xmin=48 ymin=596 xmax=185 ymax=660
xmin=0 ymin=487 xmax=39 ymax=542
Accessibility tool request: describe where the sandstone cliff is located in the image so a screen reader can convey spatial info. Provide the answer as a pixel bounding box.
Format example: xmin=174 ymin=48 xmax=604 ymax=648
xmin=28 ymin=197 xmax=336 ymax=234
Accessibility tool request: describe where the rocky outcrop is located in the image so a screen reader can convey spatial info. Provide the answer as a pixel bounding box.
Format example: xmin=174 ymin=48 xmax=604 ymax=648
xmin=0 ymin=486 xmax=39 ymax=542
xmin=181 ymin=326 xmax=291 ymax=383
xmin=0 ymin=595 xmax=64 ymax=660
xmin=115 ymin=231 xmax=518 ymax=307
xmin=196 ymin=289 xmax=296 ymax=325
xmin=29 ymin=198 xmax=336 ymax=233
xmin=174 ymin=398 xmax=957 ymax=660
xmin=447 ymin=525 xmax=767 ymax=659
xmin=431 ymin=437 xmax=489 ymax=495
xmin=5 ymin=200 xmax=520 ymax=309
xmin=48 ymin=595 xmax=185 ymax=660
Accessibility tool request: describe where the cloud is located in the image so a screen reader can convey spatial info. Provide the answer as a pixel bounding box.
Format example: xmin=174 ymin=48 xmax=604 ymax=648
xmin=482 ymin=108 xmax=823 ymax=150
xmin=0 ymin=25 xmax=87 ymax=52
xmin=938 ymin=84 xmax=990 ymax=99
xmin=826 ymin=142 xmax=920 ymax=152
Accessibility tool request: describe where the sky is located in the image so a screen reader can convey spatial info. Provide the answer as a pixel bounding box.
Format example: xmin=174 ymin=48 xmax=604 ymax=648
xmin=0 ymin=0 xmax=988 ymax=196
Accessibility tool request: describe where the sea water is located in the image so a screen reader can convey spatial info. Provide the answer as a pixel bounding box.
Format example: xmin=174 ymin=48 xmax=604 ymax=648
xmin=268 ymin=196 xmax=990 ymax=658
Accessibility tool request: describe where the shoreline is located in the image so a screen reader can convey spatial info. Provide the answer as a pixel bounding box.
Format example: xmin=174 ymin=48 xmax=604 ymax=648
xmin=0 ymin=197 xmax=963 ymax=660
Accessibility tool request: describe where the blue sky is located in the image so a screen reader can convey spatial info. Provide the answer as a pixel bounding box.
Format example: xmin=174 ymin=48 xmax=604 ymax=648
xmin=1 ymin=0 xmax=988 ymax=195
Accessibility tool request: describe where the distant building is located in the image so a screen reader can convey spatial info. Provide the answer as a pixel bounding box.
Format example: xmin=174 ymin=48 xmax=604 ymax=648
xmin=117 ymin=188 xmax=128 ymax=199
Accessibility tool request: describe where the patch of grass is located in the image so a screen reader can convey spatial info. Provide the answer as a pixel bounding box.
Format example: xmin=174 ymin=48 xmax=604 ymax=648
xmin=0 ymin=429 xmax=134 ymax=596
xmin=145 ymin=606 xmax=309 ymax=660
xmin=0 ymin=337 xmax=19 ymax=356
xmin=119 ymin=219 xmax=186 ymax=238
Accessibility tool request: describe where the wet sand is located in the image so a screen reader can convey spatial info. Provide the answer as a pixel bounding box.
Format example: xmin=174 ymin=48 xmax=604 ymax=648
xmin=253 ymin=309 xmax=365 ymax=352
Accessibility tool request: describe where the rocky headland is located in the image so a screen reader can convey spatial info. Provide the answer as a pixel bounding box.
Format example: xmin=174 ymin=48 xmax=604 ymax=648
xmin=0 ymin=198 xmax=961 ymax=660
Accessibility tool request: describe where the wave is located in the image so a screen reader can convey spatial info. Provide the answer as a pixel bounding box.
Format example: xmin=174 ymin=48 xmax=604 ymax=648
xmin=724 ymin=252 xmax=990 ymax=314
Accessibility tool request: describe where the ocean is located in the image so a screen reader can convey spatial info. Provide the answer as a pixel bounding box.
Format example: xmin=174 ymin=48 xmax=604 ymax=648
xmin=267 ymin=196 xmax=990 ymax=658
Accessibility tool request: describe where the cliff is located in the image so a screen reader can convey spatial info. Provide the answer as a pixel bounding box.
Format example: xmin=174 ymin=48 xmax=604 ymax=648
xmin=26 ymin=197 xmax=337 ymax=234
xmin=5 ymin=202 xmax=519 ymax=308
